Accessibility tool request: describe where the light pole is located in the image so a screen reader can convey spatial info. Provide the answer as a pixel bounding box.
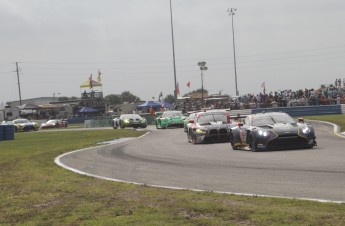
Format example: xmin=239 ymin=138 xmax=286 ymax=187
xmin=228 ymin=8 xmax=239 ymax=96
xmin=53 ymin=92 xmax=61 ymax=101
xmin=197 ymin=61 xmax=208 ymax=108
xmin=170 ymin=0 xmax=178 ymax=101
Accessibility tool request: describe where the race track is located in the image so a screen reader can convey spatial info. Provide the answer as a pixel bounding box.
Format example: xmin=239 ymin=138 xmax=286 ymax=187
xmin=57 ymin=121 xmax=345 ymax=203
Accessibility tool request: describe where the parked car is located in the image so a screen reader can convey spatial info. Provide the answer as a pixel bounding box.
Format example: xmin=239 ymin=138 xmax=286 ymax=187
xmin=12 ymin=118 xmax=39 ymax=132
xmin=1 ymin=121 xmax=14 ymax=125
xmin=187 ymin=110 xmax=231 ymax=144
xmin=113 ymin=114 xmax=147 ymax=129
xmin=229 ymin=112 xmax=317 ymax=151
xmin=40 ymin=119 xmax=68 ymax=129
xmin=155 ymin=111 xmax=185 ymax=129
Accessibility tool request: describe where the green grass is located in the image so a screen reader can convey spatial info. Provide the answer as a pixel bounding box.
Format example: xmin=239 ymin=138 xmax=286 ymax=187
xmin=1 ymin=127 xmax=345 ymax=225
xmin=304 ymin=114 xmax=345 ymax=132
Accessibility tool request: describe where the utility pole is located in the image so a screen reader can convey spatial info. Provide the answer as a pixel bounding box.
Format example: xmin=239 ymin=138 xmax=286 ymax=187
xmin=170 ymin=0 xmax=178 ymax=102
xmin=16 ymin=62 xmax=22 ymax=105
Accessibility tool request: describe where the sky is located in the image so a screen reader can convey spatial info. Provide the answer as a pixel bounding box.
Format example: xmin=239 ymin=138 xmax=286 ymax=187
xmin=1 ymin=0 xmax=345 ymax=105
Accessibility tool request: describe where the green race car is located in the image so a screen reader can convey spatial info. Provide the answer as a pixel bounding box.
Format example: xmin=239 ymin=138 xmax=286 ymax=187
xmin=155 ymin=111 xmax=185 ymax=129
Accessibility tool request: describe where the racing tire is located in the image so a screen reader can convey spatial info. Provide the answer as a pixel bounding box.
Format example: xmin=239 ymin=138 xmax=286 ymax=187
xmin=191 ymin=135 xmax=197 ymax=144
xmin=187 ymin=133 xmax=191 ymax=143
xmin=119 ymin=122 xmax=125 ymax=129
xmin=249 ymin=135 xmax=257 ymax=152
xmin=230 ymin=134 xmax=238 ymax=150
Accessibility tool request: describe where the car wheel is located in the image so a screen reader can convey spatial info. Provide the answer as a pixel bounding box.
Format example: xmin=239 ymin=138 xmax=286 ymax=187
xmin=249 ymin=135 xmax=257 ymax=152
xmin=187 ymin=131 xmax=192 ymax=143
xmin=120 ymin=122 xmax=125 ymax=129
xmin=191 ymin=134 xmax=197 ymax=144
xmin=230 ymin=134 xmax=238 ymax=150
xmin=188 ymin=131 xmax=197 ymax=144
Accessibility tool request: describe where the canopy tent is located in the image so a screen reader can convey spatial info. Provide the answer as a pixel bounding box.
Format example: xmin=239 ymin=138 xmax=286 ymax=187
xmin=136 ymin=101 xmax=162 ymax=109
xmin=78 ymin=107 xmax=98 ymax=113
xmin=157 ymin=101 xmax=173 ymax=109
xmin=80 ymin=79 xmax=102 ymax=88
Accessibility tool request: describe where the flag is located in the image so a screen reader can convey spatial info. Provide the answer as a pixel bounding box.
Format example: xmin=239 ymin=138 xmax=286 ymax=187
xmin=89 ymin=74 xmax=93 ymax=88
xmin=187 ymin=81 xmax=190 ymax=88
xmin=97 ymin=70 xmax=102 ymax=82
xmin=159 ymin=91 xmax=163 ymax=101
xmin=176 ymin=82 xmax=180 ymax=95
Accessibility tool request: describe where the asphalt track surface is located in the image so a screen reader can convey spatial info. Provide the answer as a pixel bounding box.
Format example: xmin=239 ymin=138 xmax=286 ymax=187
xmin=56 ymin=121 xmax=345 ymax=203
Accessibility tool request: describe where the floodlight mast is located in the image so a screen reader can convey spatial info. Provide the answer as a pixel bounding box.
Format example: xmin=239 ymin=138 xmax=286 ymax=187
xmin=228 ymin=8 xmax=239 ymax=96
xmin=198 ymin=61 xmax=208 ymax=107
xmin=170 ymin=0 xmax=178 ymax=101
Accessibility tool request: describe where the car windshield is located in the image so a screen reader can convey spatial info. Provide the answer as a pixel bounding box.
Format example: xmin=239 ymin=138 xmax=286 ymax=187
xmin=271 ymin=114 xmax=295 ymax=124
xmin=46 ymin=120 xmax=58 ymax=123
xmin=13 ymin=119 xmax=29 ymax=124
xmin=163 ymin=111 xmax=183 ymax=117
xmin=197 ymin=112 xmax=228 ymax=125
xmin=123 ymin=114 xmax=142 ymax=120
xmin=251 ymin=114 xmax=295 ymax=126
xmin=188 ymin=113 xmax=196 ymax=120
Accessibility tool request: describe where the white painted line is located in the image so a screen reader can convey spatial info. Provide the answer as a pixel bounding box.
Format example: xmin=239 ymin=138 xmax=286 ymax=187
xmin=307 ymin=119 xmax=345 ymax=138
xmin=55 ymin=127 xmax=344 ymax=204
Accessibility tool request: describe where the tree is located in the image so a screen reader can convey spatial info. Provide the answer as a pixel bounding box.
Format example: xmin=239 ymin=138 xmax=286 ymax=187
xmin=104 ymin=94 xmax=122 ymax=106
xmin=121 ymin=91 xmax=140 ymax=103
xmin=185 ymin=88 xmax=208 ymax=96
xmin=164 ymin=94 xmax=175 ymax=104
xmin=58 ymin=96 xmax=69 ymax=101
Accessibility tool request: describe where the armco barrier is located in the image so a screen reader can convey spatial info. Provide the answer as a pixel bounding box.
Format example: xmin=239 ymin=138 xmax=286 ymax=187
xmin=252 ymin=104 xmax=342 ymax=117
xmin=84 ymin=119 xmax=113 ymax=128
xmin=341 ymin=104 xmax=345 ymax=114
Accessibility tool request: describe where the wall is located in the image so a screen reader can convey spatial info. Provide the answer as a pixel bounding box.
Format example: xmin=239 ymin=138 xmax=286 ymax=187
xmin=230 ymin=104 xmax=345 ymax=117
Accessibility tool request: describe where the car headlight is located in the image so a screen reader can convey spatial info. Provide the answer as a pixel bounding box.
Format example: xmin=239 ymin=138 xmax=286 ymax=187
xmin=258 ymin=129 xmax=268 ymax=137
xmin=302 ymin=126 xmax=311 ymax=134
xmin=123 ymin=119 xmax=129 ymax=123
xmin=195 ymin=128 xmax=207 ymax=134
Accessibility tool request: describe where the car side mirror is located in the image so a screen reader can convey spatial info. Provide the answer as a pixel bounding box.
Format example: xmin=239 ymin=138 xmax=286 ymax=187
xmin=237 ymin=122 xmax=243 ymax=127
xmin=298 ymin=118 xmax=304 ymax=123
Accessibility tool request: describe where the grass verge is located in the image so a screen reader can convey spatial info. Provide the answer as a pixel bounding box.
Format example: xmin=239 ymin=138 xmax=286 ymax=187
xmin=0 ymin=127 xmax=345 ymax=225
xmin=304 ymin=114 xmax=345 ymax=132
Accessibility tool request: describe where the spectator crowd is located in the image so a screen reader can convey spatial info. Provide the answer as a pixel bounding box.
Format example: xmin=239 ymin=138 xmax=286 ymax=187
xmin=176 ymin=79 xmax=345 ymax=112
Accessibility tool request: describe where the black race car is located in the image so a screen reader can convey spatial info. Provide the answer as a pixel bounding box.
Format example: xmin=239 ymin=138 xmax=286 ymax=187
xmin=229 ymin=112 xmax=317 ymax=151
xmin=187 ymin=110 xmax=231 ymax=144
